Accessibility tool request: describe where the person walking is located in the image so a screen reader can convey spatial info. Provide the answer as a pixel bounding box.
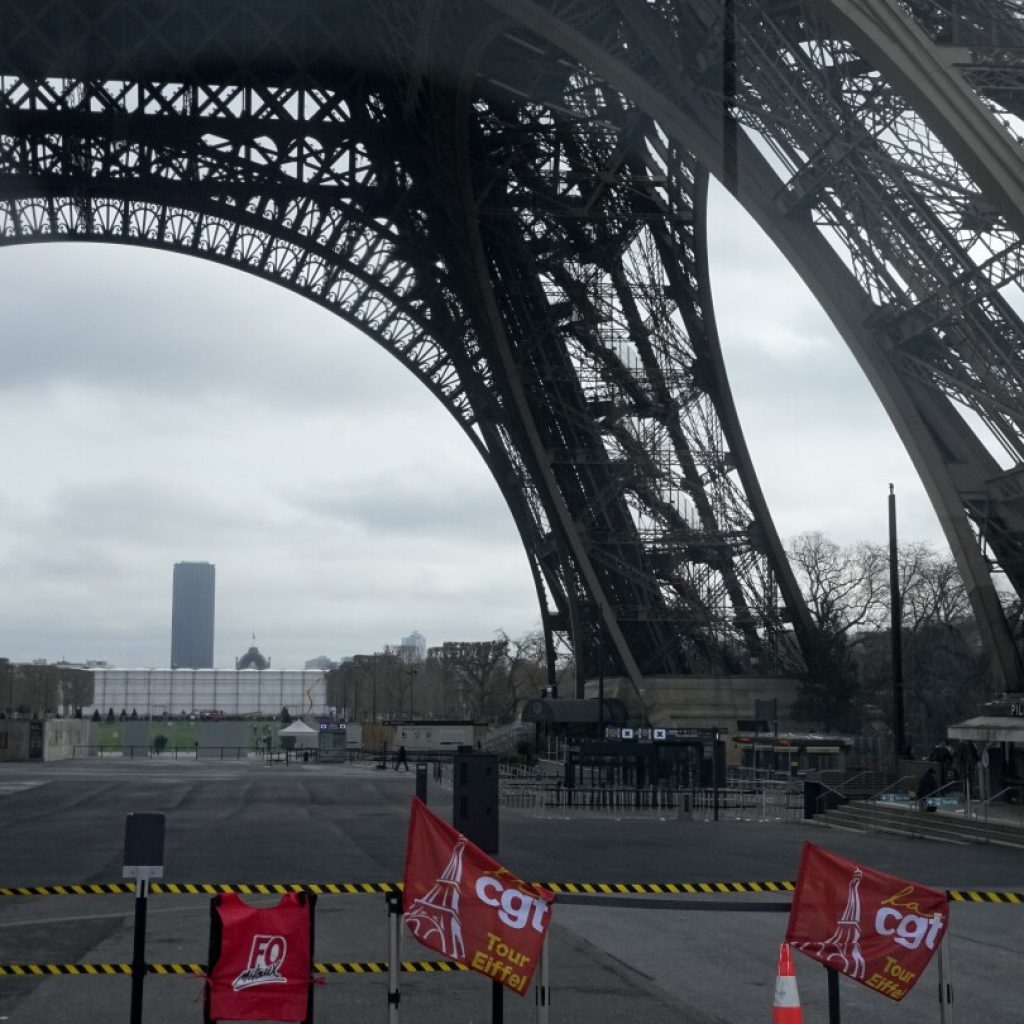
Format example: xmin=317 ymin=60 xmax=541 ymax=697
xmin=395 ymin=744 xmax=409 ymax=771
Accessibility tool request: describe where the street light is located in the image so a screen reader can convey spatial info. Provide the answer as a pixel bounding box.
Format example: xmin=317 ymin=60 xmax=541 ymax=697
xmin=407 ymin=668 xmax=418 ymax=720
xmin=371 ymin=654 xmax=378 ymax=723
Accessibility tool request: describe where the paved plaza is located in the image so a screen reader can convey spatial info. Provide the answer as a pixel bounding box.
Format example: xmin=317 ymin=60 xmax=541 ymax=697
xmin=0 ymin=758 xmax=1022 ymax=1022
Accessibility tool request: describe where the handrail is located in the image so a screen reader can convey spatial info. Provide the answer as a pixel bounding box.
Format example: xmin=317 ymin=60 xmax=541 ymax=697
xmin=814 ymin=765 xmax=895 ymax=802
xmin=864 ymin=773 xmax=919 ymax=834
xmin=833 ymin=767 xmax=876 ymax=792
xmin=977 ymin=784 xmax=1024 ymax=827
xmin=923 ymin=777 xmax=965 ymax=802
xmin=868 ymin=773 xmax=918 ymax=803
xmin=814 ymin=781 xmax=850 ymax=815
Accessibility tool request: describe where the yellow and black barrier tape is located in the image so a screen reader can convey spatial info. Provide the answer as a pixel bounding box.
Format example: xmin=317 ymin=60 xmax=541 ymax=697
xmin=948 ymin=889 xmax=1024 ymax=904
xmin=0 ymin=882 xmax=405 ymax=897
xmin=539 ymin=880 xmax=795 ymax=895
xmin=0 ymin=881 xmax=1021 ymax=902
xmin=0 ymin=879 xmax=796 ymax=898
xmin=0 ymin=961 xmax=468 ymax=977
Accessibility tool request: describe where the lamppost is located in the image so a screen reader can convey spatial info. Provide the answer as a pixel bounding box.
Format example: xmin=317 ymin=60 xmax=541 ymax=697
xmin=889 ymin=484 xmax=909 ymax=761
xmin=407 ymin=668 xmax=418 ymax=720
xmin=2 ymin=658 xmax=12 ymax=716
xmin=371 ymin=654 xmax=378 ymax=723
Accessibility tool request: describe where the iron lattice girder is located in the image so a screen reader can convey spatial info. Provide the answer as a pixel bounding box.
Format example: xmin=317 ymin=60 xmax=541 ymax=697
xmin=9 ymin=0 xmax=1024 ymax=688
xmin=0 ymin=3 xmax=805 ymax=683
xmin=462 ymin=89 xmax=794 ymax=672
xmin=723 ymin=1 xmax=1024 ymax=581
xmin=459 ymin=45 xmax=800 ymax=657
xmin=0 ymin=71 xmax=497 ymax=422
xmin=467 ymin=0 xmax=1024 ymax=686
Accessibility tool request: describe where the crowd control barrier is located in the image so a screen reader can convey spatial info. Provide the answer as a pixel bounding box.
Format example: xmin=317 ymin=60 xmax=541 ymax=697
xmin=3 ymin=879 xmax=1022 ymax=901
xmin=3 ymin=875 xmax=1023 ymax=1024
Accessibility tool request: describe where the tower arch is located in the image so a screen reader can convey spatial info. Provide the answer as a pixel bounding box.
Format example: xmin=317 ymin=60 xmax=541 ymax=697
xmin=5 ymin=0 xmax=1021 ymax=690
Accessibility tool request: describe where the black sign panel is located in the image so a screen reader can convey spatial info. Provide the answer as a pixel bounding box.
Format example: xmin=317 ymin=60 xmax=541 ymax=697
xmin=123 ymin=813 xmax=165 ymax=878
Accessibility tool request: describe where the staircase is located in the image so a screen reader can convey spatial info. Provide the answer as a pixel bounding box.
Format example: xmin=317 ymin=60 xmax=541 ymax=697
xmin=817 ymin=800 xmax=1024 ymax=849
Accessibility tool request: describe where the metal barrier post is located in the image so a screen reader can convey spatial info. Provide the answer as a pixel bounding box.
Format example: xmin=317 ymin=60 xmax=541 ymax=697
xmin=416 ymin=762 xmax=428 ymax=804
xmin=938 ymin=933 xmax=954 ymax=1023
xmin=712 ymin=736 xmax=720 ymax=822
xmin=491 ymin=980 xmax=503 ymax=1023
xmin=826 ymin=965 xmax=841 ymax=1023
xmin=535 ymin=931 xmax=550 ymax=1024
xmin=129 ymin=877 xmax=149 ymax=1024
xmin=387 ymin=892 xmax=402 ymax=1023
xmin=122 ymin=813 xmax=164 ymax=1024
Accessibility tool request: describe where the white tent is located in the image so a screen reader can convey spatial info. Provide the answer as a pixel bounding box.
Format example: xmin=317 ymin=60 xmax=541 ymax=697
xmin=278 ymin=719 xmax=319 ymax=748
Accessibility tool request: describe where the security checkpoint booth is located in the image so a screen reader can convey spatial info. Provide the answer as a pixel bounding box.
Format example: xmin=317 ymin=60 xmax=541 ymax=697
xmin=731 ymin=731 xmax=854 ymax=775
xmin=948 ymin=695 xmax=1024 ymax=806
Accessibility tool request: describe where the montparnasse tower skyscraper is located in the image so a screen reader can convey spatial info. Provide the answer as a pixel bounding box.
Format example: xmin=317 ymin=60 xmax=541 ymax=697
xmin=170 ymin=562 xmax=215 ymax=669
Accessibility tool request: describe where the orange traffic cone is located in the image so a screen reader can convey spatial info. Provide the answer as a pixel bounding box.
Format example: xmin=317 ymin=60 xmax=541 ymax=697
xmin=772 ymin=942 xmax=803 ymax=1023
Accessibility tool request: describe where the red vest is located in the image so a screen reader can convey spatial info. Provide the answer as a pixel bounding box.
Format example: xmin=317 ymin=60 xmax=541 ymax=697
xmin=206 ymin=892 xmax=314 ymax=1022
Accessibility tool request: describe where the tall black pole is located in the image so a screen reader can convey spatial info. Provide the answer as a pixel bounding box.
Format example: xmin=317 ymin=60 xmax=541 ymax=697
xmin=826 ymin=966 xmax=841 ymax=1023
xmin=597 ymin=604 xmax=605 ymax=739
xmin=889 ymin=485 xmax=908 ymax=761
xmin=712 ymin=730 xmax=720 ymax=822
xmin=129 ymin=878 xmax=149 ymax=1024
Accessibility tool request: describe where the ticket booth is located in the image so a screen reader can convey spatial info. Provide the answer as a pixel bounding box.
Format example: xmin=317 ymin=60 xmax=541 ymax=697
xmin=948 ymin=696 xmax=1024 ymax=804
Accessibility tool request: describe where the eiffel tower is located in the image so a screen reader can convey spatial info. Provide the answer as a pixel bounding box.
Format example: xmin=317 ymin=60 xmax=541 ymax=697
xmin=406 ymin=838 xmax=467 ymax=960
xmin=2 ymin=0 xmax=1024 ymax=694
xmin=800 ymin=866 xmax=867 ymax=980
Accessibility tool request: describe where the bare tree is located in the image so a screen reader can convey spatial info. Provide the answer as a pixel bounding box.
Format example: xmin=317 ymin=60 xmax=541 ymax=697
xmin=787 ymin=531 xmax=888 ymax=636
xmin=441 ymin=638 xmax=509 ymax=721
xmin=2 ymin=662 xmax=61 ymax=718
xmin=494 ymin=630 xmax=547 ymax=720
xmin=786 ymin=533 xmax=891 ymax=730
xmin=55 ymin=666 xmax=94 ymax=718
xmin=897 ymin=542 xmax=970 ymax=631
xmin=870 ymin=542 xmax=984 ymax=753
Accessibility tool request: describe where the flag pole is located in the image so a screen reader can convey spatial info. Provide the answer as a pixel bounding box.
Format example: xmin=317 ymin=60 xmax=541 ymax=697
xmin=387 ymin=892 xmax=402 ymax=1024
xmin=889 ymin=484 xmax=908 ymax=760
xmin=938 ymin=932 xmax=954 ymax=1023
xmin=827 ymin=965 xmax=841 ymax=1023
xmin=535 ymin=932 xmax=550 ymax=1024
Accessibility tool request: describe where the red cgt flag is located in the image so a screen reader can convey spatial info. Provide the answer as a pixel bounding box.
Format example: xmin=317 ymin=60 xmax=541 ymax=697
xmin=402 ymin=797 xmax=554 ymax=996
xmin=785 ymin=842 xmax=949 ymax=1002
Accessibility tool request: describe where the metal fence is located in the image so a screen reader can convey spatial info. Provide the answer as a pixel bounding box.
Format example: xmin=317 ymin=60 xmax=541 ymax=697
xmin=495 ymin=773 xmax=801 ymax=822
xmin=72 ymin=744 xmax=323 ymax=763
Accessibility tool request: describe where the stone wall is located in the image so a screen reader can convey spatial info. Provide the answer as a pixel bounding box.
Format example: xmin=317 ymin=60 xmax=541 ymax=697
xmin=583 ymin=675 xmax=801 ymax=732
xmin=0 ymin=718 xmax=92 ymax=761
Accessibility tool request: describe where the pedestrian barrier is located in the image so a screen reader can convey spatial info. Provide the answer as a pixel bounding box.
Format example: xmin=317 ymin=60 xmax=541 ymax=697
xmin=2 ymin=879 xmax=1022 ymax=900
xmin=0 ymin=960 xmax=470 ymax=976
xmin=497 ymin=780 xmax=803 ymax=820
xmin=3 ymin=874 xmax=1022 ymax=1024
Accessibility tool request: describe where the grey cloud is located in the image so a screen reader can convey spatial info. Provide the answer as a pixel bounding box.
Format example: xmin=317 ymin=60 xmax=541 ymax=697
xmin=297 ymin=473 xmax=515 ymax=543
xmin=0 ymin=244 xmax=423 ymax=412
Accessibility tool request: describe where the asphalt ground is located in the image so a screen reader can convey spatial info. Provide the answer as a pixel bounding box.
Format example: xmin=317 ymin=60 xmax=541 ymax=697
xmin=0 ymin=759 xmax=1022 ymax=1023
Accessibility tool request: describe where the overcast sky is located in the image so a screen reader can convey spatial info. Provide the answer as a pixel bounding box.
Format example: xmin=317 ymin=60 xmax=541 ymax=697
xmin=0 ymin=182 xmax=945 ymax=669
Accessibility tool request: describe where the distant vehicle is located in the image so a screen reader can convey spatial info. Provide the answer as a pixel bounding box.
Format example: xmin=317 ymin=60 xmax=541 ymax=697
xmin=197 ymin=709 xmax=224 ymax=721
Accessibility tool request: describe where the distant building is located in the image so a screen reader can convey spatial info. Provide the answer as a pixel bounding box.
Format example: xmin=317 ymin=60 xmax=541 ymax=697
xmin=305 ymin=655 xmax=339 ymax=671
xmin=85 ymin=668 xmax=328 ymax=718
xmin=399 ymin=631 xmax=426 ymax=663
xmin=170 ymin=562 xmax=215 ymax=669
xmin=236 ymin=644 xmax=270 ymax=670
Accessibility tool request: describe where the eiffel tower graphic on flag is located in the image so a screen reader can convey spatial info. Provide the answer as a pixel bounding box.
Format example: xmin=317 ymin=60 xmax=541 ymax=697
xmin=406 ymin=839 xmax=466 ymax=960
xmin=799 ymin=867 xmax=867 ymax=979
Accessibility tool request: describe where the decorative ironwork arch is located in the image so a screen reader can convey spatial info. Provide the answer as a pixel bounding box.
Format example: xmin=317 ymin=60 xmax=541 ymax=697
xmin=481 ymin=0 xmax=1024 ymax=689
xmin=2 ymin=0 xmax=1022 ymax=692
